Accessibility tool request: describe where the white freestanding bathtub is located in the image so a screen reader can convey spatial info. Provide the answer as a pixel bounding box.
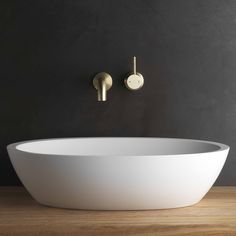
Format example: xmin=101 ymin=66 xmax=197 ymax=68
xmin=7 ymin=137 xmax=229 ymax=210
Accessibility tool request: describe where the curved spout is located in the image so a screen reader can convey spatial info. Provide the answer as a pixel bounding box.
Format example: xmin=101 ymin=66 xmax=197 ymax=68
xmin=93 ymin=72 xmax=112 ymax=102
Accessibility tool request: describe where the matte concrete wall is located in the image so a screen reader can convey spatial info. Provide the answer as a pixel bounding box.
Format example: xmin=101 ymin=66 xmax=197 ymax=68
xmin=0 ymin=0 xmax=235 ymax=185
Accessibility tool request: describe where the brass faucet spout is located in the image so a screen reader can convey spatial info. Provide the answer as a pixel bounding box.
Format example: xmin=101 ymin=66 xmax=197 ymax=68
xmin=93 ymin=72 xmax=112 ymax=102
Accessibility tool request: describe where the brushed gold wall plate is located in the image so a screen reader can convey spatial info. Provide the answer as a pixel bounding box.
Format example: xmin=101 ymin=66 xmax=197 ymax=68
xmin=124 ymin=57 xmax=144 ymax=91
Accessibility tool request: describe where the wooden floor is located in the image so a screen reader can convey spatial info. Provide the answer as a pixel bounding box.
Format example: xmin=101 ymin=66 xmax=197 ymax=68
xmin=0 ymin=187 xmax=236 ymax=236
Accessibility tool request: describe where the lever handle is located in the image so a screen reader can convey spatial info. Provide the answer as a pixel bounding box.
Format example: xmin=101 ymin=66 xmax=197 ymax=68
xmin=124 ymin=56 xmax=144 ymax=91
xmin=133 ymin=56 xmax=136 ymax=75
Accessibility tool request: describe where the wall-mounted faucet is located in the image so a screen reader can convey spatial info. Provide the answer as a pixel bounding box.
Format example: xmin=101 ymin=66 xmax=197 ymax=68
xmin=93 ymin=72 xmax=112 ymax=102
xmin=92 ymin=57 xmax=143 ymax=101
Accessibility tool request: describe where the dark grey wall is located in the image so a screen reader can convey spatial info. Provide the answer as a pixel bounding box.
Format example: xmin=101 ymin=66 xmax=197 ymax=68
xmin=1 ymin=0 xmax=236 ymax=185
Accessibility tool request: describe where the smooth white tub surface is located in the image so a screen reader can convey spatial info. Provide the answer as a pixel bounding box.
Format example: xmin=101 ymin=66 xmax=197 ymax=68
xmin=7 ymin=138 xmax=229 ymax=210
